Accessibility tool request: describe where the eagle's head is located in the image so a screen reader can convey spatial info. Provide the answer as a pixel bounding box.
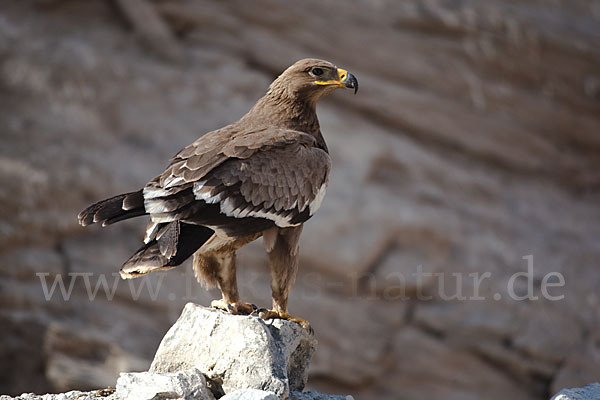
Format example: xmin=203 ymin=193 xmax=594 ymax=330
xmin=269 ymin=58 xmax=358 ymax=103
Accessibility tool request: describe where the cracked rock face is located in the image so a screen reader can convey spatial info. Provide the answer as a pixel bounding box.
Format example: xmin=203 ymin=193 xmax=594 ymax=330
xmin=149 ymin=304 xmax=316 ymax=399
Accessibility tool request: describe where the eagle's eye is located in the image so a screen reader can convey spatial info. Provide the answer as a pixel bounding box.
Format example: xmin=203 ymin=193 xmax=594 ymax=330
xmin=310 ymin=67 xmax=324 ymax=76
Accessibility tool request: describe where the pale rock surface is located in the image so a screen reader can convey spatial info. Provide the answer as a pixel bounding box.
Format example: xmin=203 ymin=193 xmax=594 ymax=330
xmin=116 ymin=368 xmax=215 ymax=400
xmin=0 ymin=389 xmax=117 ymax=400
xmin=551 ymin=383 xmax=600 ymax=400
xmin=149 ymin=303 xmax=316 ymax=399
xmin=220 ymin=390 xmax=279 ymax=400
xmin=218 ymin=389 xmax=352 ymax=400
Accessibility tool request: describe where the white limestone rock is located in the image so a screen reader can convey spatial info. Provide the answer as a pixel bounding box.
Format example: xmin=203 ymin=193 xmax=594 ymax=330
xmin=116 ymin=368 xmax=215 ymax=400
xmin=149 ymin=303 xmax=316 ymax=399
xmin=220 ymin=389 xmax=279 ymax=400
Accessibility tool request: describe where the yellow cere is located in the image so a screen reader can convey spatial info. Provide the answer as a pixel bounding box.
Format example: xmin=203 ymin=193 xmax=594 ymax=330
xmin=315 ymin=67 xmax=348 ymax=87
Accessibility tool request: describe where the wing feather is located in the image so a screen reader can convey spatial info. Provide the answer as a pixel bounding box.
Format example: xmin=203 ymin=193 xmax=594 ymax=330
xmin=143 ymin=126 xmax=330 ymax=230
xmin=192 ymin=141 xmax=330 ymax=227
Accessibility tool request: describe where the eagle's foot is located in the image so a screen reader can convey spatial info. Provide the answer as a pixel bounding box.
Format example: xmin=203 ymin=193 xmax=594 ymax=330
xmin=210 ymin=299 xmax=256 ymax=315
xmin=259 ymin=309 xmax=313 ymax=333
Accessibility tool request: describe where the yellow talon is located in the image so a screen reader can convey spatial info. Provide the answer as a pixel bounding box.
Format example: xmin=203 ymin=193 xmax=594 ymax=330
xmin=259 ymin=309 xmax=312 ymax=333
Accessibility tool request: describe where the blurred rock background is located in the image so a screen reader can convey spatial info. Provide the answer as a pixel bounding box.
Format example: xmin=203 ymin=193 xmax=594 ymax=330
xmin=1 ymin=0 xmax=599 ymax=399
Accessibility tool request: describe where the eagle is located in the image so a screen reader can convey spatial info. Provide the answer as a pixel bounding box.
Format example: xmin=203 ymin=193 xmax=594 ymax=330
xmin=78 ymin=59 xmax=358 ymax=329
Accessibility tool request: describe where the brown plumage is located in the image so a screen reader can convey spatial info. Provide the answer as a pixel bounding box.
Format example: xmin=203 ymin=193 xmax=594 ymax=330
xmin=78 ymin=58 xmax=358 ymax=328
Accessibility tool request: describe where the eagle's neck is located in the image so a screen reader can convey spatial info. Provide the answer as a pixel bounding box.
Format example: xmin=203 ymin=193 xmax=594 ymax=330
xmin=243 ymin=87 xmax=322 ymax=138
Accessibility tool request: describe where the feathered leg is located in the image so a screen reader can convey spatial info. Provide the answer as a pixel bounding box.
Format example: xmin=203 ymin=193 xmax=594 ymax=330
xmin=260 ymin=225 xmax=310 ymax=330
xmin=205 ymin=252 xmax=254 ymax=315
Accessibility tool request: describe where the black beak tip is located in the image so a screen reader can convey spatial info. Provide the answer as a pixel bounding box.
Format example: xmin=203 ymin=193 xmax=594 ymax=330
xmin=344 ymin=73 xmax=358 ymax=94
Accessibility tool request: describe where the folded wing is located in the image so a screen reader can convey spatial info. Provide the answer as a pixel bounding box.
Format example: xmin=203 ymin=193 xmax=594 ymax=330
xmin=142 ymin=127 xmax=331 ymax=237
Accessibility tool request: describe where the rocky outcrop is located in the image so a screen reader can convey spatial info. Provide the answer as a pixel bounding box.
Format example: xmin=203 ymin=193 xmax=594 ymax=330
xmin=149 ymin=304 xmax=315 ymax=398
xmin=1 ymin=304 xmax=350 ymax=400
xmin=114 ymin=305 xmax=350 ymax=399
xmin=1 ymin=1 xmax=599 ymax=399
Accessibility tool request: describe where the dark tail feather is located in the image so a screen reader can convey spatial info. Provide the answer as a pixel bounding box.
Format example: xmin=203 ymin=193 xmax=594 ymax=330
xmin=120 ymin=222 xmax=214 ymax=279
xmin=78 ymin=190 xmax=145 ymax=227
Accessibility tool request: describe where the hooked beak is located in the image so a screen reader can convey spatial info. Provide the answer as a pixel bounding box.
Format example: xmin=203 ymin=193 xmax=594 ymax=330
xmin=315 ymin=68 xmax=359 ymax=94
xmin=342 ymin=70 xmax=359 ymax=94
